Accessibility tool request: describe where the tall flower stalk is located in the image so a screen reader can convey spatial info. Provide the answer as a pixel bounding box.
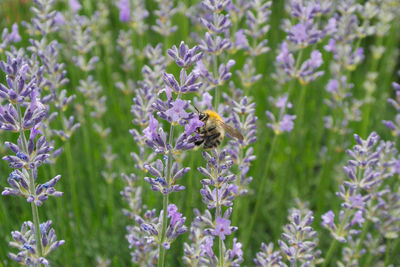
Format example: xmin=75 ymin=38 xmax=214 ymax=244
xmin=321 ymin=132 xmax=398 ymax=266
xmin=1 ymin=45 xmax=64 ymax=266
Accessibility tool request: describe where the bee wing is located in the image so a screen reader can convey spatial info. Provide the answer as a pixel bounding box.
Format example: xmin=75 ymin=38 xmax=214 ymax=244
xmin=218 ymin=121 xmax=244 ymax=141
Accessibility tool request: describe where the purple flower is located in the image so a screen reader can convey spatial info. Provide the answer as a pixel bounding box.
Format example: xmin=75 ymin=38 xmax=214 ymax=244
xmin=9 ymin=23 xmax=21 ymax=43
xmin=167 ymin=42 xmax=203 ymax=69
xmin=184 ymin=116 xmax=204 ymax=136
xmin=321 ymin=210 xmax=335 ymax=228
xmin=165 ymin=99 xmax=189 ymax=122
xmin=350 ymin=210 xmax=365 ymax=227
xmin=8 ymin=221 xmax=64 ymax=266
xmin=254 ymin=242 xmax=284 ymax=266
xmin=278 ymin=209 xmax=321 ymax=265
xmin=69 ymin=0 xmax=82 ymax=12
xmin=276 ymin=42 xmax=296 ymax=78
xmin=230 ymin=238 xmax=243 ymax=259
xmin=287 ymin=21 xmax=322 ymax=48
xmin=143 ymin=113 xmax=159 ymax=141
xmin=349 ymin=194 xmax=366 ymax=209
xmin=212 ymin=217 xmax=232 ymax=240
xmin=275 ymin=95 xmax=292 ymax=109
xmin=279 ymin=115 xmax=296 ymax=132
xmin=201 ymin=236 xmax=215 ymax=258
xmin=266 ymin=94 xmax=296 ymax=134
xmin=326 ymin=79 xmax=339 ymax=94
xmin=298 ymin=50 xmax=324 ymax=84
xmin=234 ymin=29 xmax=249 ymax=50
xmin=168 ymin=204 xmax=183 ymax=227
xmin=119 ymin=0 xmax=131 ymax=22
xmin=54 ymin=12 xmax=65 ymax=25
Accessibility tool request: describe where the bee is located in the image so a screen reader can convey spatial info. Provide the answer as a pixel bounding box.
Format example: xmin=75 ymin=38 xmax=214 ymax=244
xmin=194 ymin=109 xmax=244 ymax=149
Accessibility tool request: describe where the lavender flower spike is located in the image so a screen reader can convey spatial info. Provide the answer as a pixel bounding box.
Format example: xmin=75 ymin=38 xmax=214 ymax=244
xmin=8 ymin=220 xmax=64 ymax=266
xmin=266 ymin=94 xmax=296 ymax=134
xmin=279 ymin=209 xmax=322 ymax=266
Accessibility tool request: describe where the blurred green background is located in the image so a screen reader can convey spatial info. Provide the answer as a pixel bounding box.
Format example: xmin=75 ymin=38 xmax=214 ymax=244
xmin=0 ymin=0 xmax=399 ymax=266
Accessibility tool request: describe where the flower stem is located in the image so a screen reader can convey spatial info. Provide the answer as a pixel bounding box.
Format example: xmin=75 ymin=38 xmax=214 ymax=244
xmin=322 ymin=211 xmax=351 ymax=267
xmin=354 ymin=220 xmax=369 ymax=256
xmin=158 ymin=193 xmax=169 ymax=267
xmin=384 ymin=238 xmax=392 ymax=266
xmin=215 ymin=179 xmax=223 ymax=267
xmin=219 ymin=236 xmax=223 ymax=267
xmin=213 ymin=55 xmax=219 ymax=110
xmin=322 ymin=239 xmax=337 ymax=267
xmin=16 ymin=104 xmax=43 ymax=259
xmin=243 ymin=134 xmax=278 ymax=250
xmin=157 ymin=123 xmax=174 ymax=267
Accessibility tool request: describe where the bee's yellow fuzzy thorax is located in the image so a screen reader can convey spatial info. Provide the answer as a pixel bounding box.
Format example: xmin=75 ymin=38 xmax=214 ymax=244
xmin=204 ymin=110 xmax=222 ymax=121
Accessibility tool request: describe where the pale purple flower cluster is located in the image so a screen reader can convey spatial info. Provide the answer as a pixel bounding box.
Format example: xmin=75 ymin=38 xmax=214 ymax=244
xmin=183 ymin=208 xmax=243 ymax=266
xmin=125 ymin=40 xmax=205 ymax=264
xmin=8 ymin=220 xmax=65 ymax=266
xmin=0 ymin=45 xmax=63 ymax=264
xmin=278 ymin=209 xmax=322 ymax=266
xmin=152 ymin=0 xmax=178 ymax=37
xmin=22 ymin=0 xmax=61 ymax=38
xmin=254 ymin=242 xmax=284 ymax=267
xmin=168 ymin=42 xmax=203 ymax=69
xmin=195 ymin=0 xmax=237 ymax=110
xmin=224 ymin=95 xmax=257 ymax=196
xmin=276 ymin=42 xmax=324 ymax=85
xmin=186 ymin=149 xmax=243 ymax=266
xmin=321 ymin=132 xmax=399 ymax=266
xmin=322 ymin=1 xmax=374 ymax=134
xmin=117 ymin=0 xmax=149 ymax=34
xmin=137 ymin=204 xmax=187 ymax=251
xmin=284 ymin=0 xmax=332 ymax=47
xmin=274 ymin=0 xmax=330 ymax=84
xmin=266 ymin=94 xmax=297 ymax=134
xmin=0 ymin=57 xmax=61 ymax=199
xmin=67 ymin=15 xmax=99 ymax=72
xmin=144 ymin=158 xmax=189 ymax=194
xmin=126 ymin=209 xmax=158 ymax=266
xmin=239 ymin=0 xmax=272 ymax=56
xmin=0 ymin=23 xmax=21 ymax=52
xmin=322 ymin=133 xmax=381 ymax=242
xmin=383 ymin=71 xmax=400 ymax=135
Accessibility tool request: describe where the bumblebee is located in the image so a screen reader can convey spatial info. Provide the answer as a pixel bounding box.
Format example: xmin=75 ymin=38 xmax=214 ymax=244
xmin=194 ymin=109 xmax=244 ymax=149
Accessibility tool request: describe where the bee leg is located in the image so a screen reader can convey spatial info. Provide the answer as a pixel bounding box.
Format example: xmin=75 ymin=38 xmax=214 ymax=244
xmin=205 ymin=126 xmax=216 ymax=133
xmin=194 ymin=139 xmax=204 ymax=146
xmin=204 ymin=133 xmax=221 ymax=149
xmin=208 ymin=133 xmax=220 ymax=139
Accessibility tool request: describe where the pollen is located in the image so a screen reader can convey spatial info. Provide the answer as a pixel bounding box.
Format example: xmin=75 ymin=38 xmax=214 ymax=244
xmin=204 ymin=110 xmax=223 ymax=121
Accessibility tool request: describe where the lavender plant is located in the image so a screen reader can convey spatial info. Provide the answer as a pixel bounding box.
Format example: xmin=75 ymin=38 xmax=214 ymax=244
xmin=0 ymin=23 xmax=21 ymax=54
xmin=186 ymin=149 xmax=243 ymax=267
xmin=0 ymin=49 xmax=64 ymax=265
xmin=321 ymin=132 xmax=399 ymax=266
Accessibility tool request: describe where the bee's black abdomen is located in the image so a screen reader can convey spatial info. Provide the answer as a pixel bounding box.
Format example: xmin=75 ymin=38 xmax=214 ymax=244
xmin=194 ymin=139 xmax=204 ymax=146
xmin=205 ymin=126 xmax=216 ymax=133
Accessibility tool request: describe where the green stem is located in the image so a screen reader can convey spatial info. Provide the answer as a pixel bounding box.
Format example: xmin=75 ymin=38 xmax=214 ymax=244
xmin=215 ymin=179 xmax=223 ymax=267
xmin=213 ymin=55 xmax=219 ymax=110
xmin=219 ymin=235 xmax=223 ymax=267
xmin=64 ymin=141 xmax=83 ymax=236
xmin=360 ymin=36 xmax=382 ymax=137
xmin=243 ymin=134 xmax=278 ymax=250
xmin=157 ymin=124 xmax=174 ymax=267
xmin=158 ymin=193 xmax=169 ymax=267
xmin=322 ymin=239 xmax=338 ymax=267
xmin=322 ymin=211 xmax=351 ymax=267
xmin=354 ymin=220 xmax=369 ymax=257
xmin=384 ymin=238 xmax=392 ymax=266
xmin=288 ymin=49 xmax=304 ymax=97
xmin=16 ymin=105 xmax=43 ymax=259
